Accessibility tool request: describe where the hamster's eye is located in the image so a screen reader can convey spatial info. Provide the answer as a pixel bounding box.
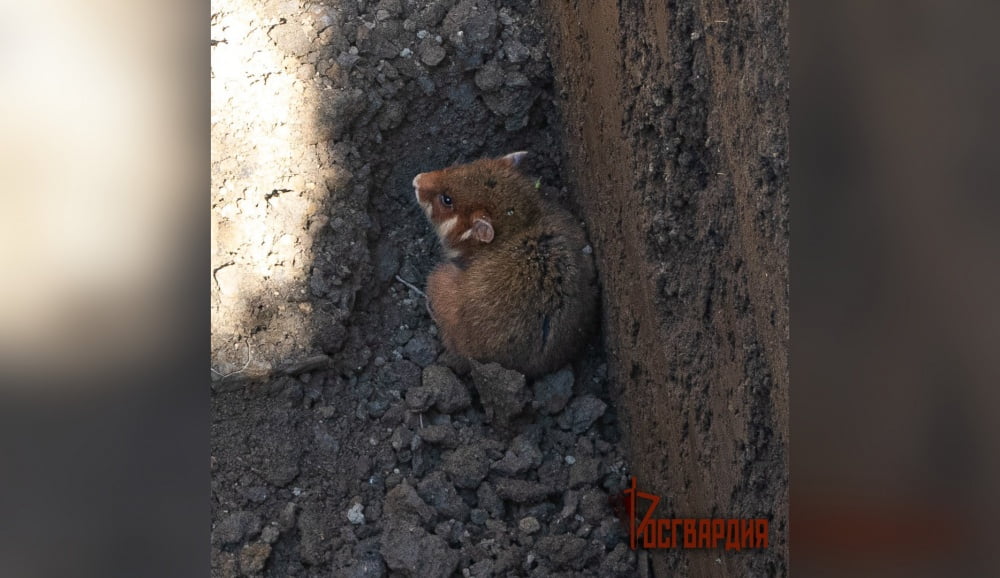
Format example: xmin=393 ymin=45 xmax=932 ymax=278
xmin=440 ymin=194 xmax=453 ymax=207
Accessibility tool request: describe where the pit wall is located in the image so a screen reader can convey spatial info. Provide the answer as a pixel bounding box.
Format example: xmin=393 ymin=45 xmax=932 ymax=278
xmin=542 ymin=0 xmax=790 ymax=575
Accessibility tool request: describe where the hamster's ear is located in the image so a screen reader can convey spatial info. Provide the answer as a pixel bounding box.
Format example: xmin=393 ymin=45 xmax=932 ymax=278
xmin=472 ymin=217 xmax=494 ymax=243
xmin=500 ymin=151 xmax=528 ymax=168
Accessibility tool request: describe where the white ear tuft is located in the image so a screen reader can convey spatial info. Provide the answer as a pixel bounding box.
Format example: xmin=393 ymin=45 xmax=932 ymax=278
xmin=501 ymin=151 xmax=529 ymax=167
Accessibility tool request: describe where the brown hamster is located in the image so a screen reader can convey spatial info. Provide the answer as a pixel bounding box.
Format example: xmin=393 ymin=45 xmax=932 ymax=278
xmin=412 ymin=152 xmax=598 ymax=378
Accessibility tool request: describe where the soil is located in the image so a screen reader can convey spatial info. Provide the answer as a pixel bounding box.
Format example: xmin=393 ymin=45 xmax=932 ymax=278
xmin=211 ymin=0 xmax=788 ymax=576
xmin=543 ymin=0 xmax=790 ymax=576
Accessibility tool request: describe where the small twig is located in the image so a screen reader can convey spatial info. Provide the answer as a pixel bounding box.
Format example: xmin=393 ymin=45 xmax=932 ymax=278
xmin=396 ymin=274 xmax=437 ymax=321
xmin=211 ymin=342 xmax=253 ymax=380
xmin=419 ymin=413 xmax=424 ymax=429
xmin=395 ymin=274 xmax=427 ymax=298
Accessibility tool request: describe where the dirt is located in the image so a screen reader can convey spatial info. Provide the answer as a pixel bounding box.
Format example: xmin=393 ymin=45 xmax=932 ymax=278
xmin=542 ymin=0 xmax=790 ymax=576
xmin=211 ymin=0 xmax=787 ymax=576
xmin=212 ymin=0 xmax=634 ymax=576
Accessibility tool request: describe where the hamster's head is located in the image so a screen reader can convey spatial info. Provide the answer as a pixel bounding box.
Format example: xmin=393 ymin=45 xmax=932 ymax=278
xmin=412 ymin=151 xmax=540 ymax=259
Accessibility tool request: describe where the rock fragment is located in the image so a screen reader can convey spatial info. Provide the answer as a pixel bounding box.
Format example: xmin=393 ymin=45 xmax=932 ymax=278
xmin=417 ymin=471 xmax=470 ymax=521
xmin=213 ymin=510 xmax=262 ymax=546
xmin=441 ymin=444 xmax=492 ymax=489
xmin=404 ymin=333 xmax=438 ymax=367
xmin=470 ymin=361 xmax=529 ymax=428
xmin=423 ymin=365 xmax=471 ymax=413
xmin=384 ymin=482 xmax=435 ymax=524
xmin=491 ymin=430 xmax=543 ymax=476
xmin=347 ymin=503 xmax=366 ymax=525
xmin=533 ymin=368 xmax=574 ymax=414
xmin=420 ymin=43 xmax=447 ymax=66
xmin=380 ymin=521 xmax=460 ymax=578
xmin=536 ymin=535 xmax=595 ymax=570
xmin=557 ymin=395 xmax=607 ymax=433
xmin=518 ymin=516 xmax=541 ymax=534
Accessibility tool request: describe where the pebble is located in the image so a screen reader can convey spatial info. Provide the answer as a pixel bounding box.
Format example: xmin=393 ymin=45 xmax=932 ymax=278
xmin=519 ymin=516 xmax=541 ymax=534
xmin=347 ymin=503 xmax=366 ymax=525
xmin=420 ymin=44 xmax=447 ymax=67
xmin=260 ymin=524 xmax=280 ymax=544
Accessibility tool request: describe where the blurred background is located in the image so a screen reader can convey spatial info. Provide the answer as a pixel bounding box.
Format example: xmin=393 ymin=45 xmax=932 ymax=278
xmin=0 ymin=0 xmax=997 ymax=576
xmin=0 ymin=1 xmax=206 ymax=577
xmin=794 ymin=1 xmax=1000 ymax=575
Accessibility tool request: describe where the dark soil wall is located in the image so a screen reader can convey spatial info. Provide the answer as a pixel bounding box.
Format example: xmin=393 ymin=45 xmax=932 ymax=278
xmin=541 ymin=0 xmax=789 ymax=575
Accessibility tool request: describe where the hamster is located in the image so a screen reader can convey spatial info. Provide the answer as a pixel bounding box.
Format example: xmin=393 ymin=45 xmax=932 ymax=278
xmin=412 ymin=152 xmax=598 ymax=378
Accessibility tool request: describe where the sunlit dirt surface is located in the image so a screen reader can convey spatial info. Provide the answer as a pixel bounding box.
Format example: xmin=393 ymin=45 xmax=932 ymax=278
xmin=211 ymin=0 xmax=351 ymax=378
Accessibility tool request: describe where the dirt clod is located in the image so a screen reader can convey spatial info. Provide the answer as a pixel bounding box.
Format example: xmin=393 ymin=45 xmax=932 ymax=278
xmin=421 ymin=364 xmax=471 ymax=413
xmin=533 ymin=367 xmax=574 ymax=414
xmin=469 ymin=360 xmax=529 ymax=428
xmin=384 ymin=481 xmax=435 ymax=525
xmin=518 ymin=516 xmax=541 ymax=534
xmin=416 ymin=471 xmax=470 ymax=522
xmin=490 ymin=429 xmax=543 ymax=476
xmin=380 ymin=521 xmax=460 ymax=578
xmin=535 ymin=534 xmax=594 ymax=570
xmin=557 ymin=394 xmax=607 ymax=434
xmin=493 ymin=478 xmax=559 ymax=503
xmin=403 ymin=332 xmax=439 ymax=367
xmin=213 ymin=511 xmax=261 ymax=546
xmin=347 ymin=550 xmax=387 ymax=578
xmin=441 ymin=443 xmax=495 ymax=489
xmin=238 ymin=542 xmax=271 ymax=574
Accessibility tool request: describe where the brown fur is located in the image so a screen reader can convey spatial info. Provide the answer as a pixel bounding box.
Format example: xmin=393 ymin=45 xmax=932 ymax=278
xmin=413 ymin=153 xmax=598 ymax=377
